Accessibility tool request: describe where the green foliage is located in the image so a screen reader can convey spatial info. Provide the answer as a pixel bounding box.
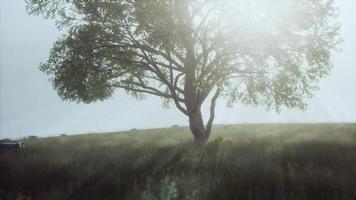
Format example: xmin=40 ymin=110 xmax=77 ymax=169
xmin=1 ymin=124 xmax=355 ymax=200
xmin=39 ymin=23 xmax=119 ymax=103
xmin=26 ymin=0 xmax=340 ymax=112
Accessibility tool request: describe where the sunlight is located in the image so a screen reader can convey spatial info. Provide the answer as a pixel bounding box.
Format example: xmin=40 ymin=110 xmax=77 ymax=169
xmin=220 ymin=0 xmax=297 ymax=34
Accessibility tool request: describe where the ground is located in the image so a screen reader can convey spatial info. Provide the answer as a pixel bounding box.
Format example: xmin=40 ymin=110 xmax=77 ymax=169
xmin=1 ymin=123 xmax=356 ymax=200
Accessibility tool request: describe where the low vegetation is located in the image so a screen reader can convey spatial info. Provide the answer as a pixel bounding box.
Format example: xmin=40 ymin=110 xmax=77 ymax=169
xmin=1 ymin=124 xmax=355 ymax=200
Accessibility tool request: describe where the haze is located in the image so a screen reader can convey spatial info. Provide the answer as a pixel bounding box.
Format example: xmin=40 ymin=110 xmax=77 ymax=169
xmin=1 ymin=0 xmax=355 ymax=139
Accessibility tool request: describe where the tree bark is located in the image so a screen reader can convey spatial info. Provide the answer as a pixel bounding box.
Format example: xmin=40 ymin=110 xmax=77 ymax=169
xmin=188 ymin=107 xmax=209 ymax=144
xmin=205 ymin=88 xmax=220 ymax=139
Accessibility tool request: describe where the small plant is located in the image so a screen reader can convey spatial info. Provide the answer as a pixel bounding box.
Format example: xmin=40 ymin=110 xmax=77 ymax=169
xmin=140 ymin=185 xmax=157 ymax=200
xmin=141 ymin=177 xmax=199 ymax=200
xmin=185 ymin=189 xmax=200 ymax=200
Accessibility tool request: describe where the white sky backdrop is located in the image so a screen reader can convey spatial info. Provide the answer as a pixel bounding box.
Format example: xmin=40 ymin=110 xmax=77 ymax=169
xmin=1 ymin=0 xmax=355 ymax=139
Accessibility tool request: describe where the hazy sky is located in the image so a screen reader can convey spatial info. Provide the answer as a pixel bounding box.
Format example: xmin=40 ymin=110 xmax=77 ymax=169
xmin=1 ymin=0 xmax=355 ymax=139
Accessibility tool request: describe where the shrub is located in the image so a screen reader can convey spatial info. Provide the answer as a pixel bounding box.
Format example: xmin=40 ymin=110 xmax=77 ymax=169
xmin=27 ymin=135 xmax=38 ymax=140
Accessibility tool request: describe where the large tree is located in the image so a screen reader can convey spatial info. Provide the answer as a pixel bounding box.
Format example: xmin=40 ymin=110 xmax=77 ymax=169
xmin=26 ymin=0 xmax=339 ymax=143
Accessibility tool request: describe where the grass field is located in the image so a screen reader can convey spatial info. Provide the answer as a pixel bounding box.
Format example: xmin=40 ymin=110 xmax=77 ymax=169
xmin=1 ymin=123 xmax=356 ymax=200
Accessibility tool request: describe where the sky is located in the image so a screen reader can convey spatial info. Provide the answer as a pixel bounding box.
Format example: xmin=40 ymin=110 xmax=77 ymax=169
xmin=1 ymin=0 xmax=355 ymax=139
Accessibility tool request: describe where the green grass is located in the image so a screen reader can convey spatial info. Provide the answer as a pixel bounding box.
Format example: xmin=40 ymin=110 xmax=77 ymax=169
xmin=1 ymin=123 xmax=356 ymax=200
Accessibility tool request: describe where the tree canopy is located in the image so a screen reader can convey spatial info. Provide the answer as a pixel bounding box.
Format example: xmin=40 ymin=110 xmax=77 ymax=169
xmin=26 ymin=0 xmax=340 ymax=143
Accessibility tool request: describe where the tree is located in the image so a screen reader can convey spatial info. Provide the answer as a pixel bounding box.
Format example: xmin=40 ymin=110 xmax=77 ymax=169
xmin=26 ymin=0 xmax=339 ymax=143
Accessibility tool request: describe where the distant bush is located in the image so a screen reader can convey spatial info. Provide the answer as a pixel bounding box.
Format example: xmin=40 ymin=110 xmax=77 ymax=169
xmin=27 ymin=135 xmax=37 ymax=140
xmin=130 ymin=128 xmax=138 ymax=131
xmin=60 ymin=134 xmax=67 ymax=137
xmin=223 ymin=125 xmax=231 ymax=128
xmin=171 ymin=125 xmax=179 ymax=128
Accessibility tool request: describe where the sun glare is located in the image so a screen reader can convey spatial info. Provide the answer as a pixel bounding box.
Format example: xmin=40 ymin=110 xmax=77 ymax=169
xmin=221 ymin=0 xmax=297 ymax=33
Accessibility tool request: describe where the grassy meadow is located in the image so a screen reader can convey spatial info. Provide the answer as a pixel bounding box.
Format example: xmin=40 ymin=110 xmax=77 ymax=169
xmin=1 ymin=123 xmax=356 ymax=200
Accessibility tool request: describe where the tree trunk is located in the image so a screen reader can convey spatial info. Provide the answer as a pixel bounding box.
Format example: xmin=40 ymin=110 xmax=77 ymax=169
xmin=178 ymin=0 xmax=213 ymax=144
xmin=188 ymin=107 xmax=209 ymax=144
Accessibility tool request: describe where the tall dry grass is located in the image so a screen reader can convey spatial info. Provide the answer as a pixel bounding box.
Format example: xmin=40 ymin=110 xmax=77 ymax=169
xmin=1 ymin=123 xmax=355 ymax=200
